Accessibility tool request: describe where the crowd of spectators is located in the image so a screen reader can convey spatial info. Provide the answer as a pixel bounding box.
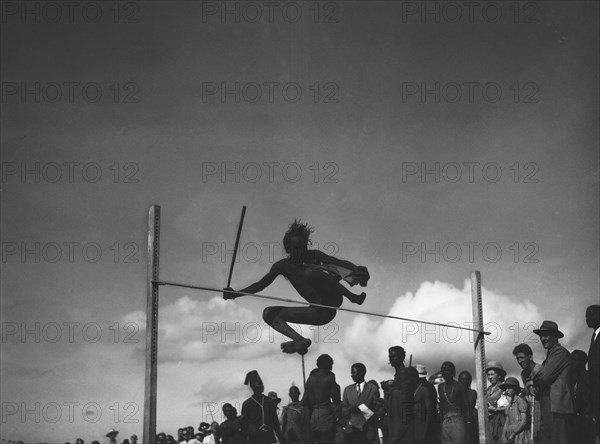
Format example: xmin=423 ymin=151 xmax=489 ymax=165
xmin=6 ymin=304 xmax=598 ymax=444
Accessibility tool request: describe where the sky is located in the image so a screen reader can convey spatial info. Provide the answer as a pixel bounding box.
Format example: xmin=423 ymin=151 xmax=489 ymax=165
xmin=1 ymin=0 xmax=599 ymax=442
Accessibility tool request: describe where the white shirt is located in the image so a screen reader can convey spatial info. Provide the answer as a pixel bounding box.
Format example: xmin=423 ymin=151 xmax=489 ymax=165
xmin=356 ymin=381 xmax=365 ymax=394
xmin=203 ymin=433 xmax=216 ymax=444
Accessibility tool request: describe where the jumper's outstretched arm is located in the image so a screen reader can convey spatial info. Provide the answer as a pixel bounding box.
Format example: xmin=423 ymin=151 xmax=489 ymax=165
xmin=223 ymin=264 xmax=280 ymax=300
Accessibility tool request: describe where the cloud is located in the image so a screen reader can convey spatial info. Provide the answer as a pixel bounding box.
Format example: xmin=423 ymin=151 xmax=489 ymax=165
xmin=124 ymin=295 xmax=298 ymax=364
xmin=341 ymin=279 xmax=552 ymax=379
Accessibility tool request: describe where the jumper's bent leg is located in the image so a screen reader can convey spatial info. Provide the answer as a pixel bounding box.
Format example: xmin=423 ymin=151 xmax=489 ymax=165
xmin=263 ymin=305 xmax=336 ymax=354
xmin=279 ymin=261 xmax=366 ymax=305
xmin=304 ymin=268 xmax=366 ymax=305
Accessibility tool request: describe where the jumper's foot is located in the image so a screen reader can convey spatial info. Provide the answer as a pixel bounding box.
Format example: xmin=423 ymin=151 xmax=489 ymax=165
xmin=349 ymin=292 xmax=366 ymax=305
xmin=281 ymin=338 xmax=311 ymax=355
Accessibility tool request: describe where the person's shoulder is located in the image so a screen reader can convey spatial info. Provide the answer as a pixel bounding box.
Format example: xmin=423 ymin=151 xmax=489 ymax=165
xmin=515 ymin=396 xmax=528 ymax=410
xmin=552 ymin=344 xmax=570 ymax=358
xmin=271 ymin=259 xmax=287 ymax=269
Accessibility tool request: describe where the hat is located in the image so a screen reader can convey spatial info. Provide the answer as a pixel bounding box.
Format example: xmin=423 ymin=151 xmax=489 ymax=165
xmin=244 ymin=370 xmax=261 ymax=385
xmin=500 ymin=377 xmax=522 ymax=391
xmin=415 ymin=364 xmax=428 ymax=378
xmin=106 ymin=429 xmax=119 ymax=437
xmin=267 ymin=391 xmax=281 ymax=403
xmin=485 ymin=361 xmax=506 ymax=377
xmin=533 ymin=320 xmax=564 ymax=338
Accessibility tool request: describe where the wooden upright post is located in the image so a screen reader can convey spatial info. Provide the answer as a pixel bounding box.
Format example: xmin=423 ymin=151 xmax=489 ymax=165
xmin=144 ymin=205 xmax=160 ymax=444
xmin=471 ymin=271 xmax=488 ymax=444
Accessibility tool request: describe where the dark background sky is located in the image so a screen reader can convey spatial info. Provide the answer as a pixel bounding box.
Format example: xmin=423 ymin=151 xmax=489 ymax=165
xmin=1 ymin=1 xmax=598 ymax=442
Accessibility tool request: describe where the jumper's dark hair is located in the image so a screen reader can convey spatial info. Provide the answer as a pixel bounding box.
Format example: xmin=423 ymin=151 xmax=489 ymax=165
xmin=512 ymin=343 xmax=533 ymax=357
xmin=283 ymin=219 xmax=314 ymax=254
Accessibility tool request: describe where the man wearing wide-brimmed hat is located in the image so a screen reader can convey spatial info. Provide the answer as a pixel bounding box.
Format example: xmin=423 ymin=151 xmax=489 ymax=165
xmin=532 ymin=320 xmax=575 ymax=444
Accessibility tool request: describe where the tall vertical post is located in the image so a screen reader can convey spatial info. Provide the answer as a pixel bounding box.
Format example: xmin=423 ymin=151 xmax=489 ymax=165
xmin=471 ymin=270 xmax=488 ymax=444
xmin=144 ymin=205 xmax=160 ymax=444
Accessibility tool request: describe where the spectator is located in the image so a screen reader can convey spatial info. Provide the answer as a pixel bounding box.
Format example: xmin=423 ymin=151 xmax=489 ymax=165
xmin=130 ymin=435 xmax=138 ymax=444
xmin=217 ymin=403 xmax=247 ymax=444
xmin=458 ymin=370 xmax=478 ymax=444
xmin=302 ymin=354 xmax=341 ymax=444
xmin=414 ymin=364 xmax=440 ymax=444
xmin=380 ymin=345 xmax=415 ymax=444
xmin=203 ymin=422 xmax=219 ymax=444
xmin=341 ymin=362 xmax=381 ymax=444
xmin=533 ymin=320 xmax=576 ymax=444
xmin=571 ymin=350 xmax=595 ymax=444
xmin=486 ymin=361 xmax=508 ymax=444
xmin=267 ymin=391 xmax=282 ymax=418
xmin=500 ymin=377 xmax=530 ymax=444
xmin=585 ymin=305 xmax=600 ymax=440
xmin=242 ymin=370 xmax=282 ymax=444
xmin=512 ymin=343 xmax=542 ymax=443
xmin=281 ymin=386 xmax=305 ymax=444
xmin=439 ymin=361 xmax=468 ymax=444
xmin=106 ymin=429 xmax=119 ymax=444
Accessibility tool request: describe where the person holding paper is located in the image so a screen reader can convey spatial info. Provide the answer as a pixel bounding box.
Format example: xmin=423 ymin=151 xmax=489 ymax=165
xmin=341 ymin=363 xmax=382 ymax=444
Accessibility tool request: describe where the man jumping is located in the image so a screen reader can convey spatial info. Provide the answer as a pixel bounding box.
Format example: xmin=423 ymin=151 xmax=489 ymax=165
xmin=223 ymin=219 xmax=369 ymax=354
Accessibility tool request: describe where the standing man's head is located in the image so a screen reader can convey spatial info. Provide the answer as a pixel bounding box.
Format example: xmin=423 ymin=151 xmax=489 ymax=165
xmin=388 ymin=346 xmax=406 ymax=368
xmin=289 ymin=385 xmax=301 ymax=403
xmin=316 ymin=354 xmax=334 ymax=371
xmin=440 ymin=361 xmax=456 ymax=382
xmin=571 ymin=349 xmax=588 ymax=373
xmin=586 ymin=305 xmax=600 ymax=329
xmin=512 ymin=343 xmax=534 ymax=370
xmin=533 ymin=320 xmax=564 ymax=350
xmin=245 ymin=370 xmax=265 ymax=394
xmin=458 ymin=370 xmax=472 ymax=389
xmin=351 ymin=363 xmax=367 ymax=384
xmin=223 ymin=403 xmax=238 ymax=420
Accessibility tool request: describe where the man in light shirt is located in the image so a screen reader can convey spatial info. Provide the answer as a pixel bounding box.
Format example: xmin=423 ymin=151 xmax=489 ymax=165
xmin=341 ymin=363 xmax=381 ymax=444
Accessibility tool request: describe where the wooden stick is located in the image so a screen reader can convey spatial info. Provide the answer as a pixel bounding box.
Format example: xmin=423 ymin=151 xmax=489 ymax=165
xmin=144 ymin=205 xmax=160 ymax=444
xmin=301 ymin=355 xmax=306 ymax=392
xmin=226 ymin=206 xmax=246 ymax=288
xmin=471 ymin=271 xmax=488 ymax=444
